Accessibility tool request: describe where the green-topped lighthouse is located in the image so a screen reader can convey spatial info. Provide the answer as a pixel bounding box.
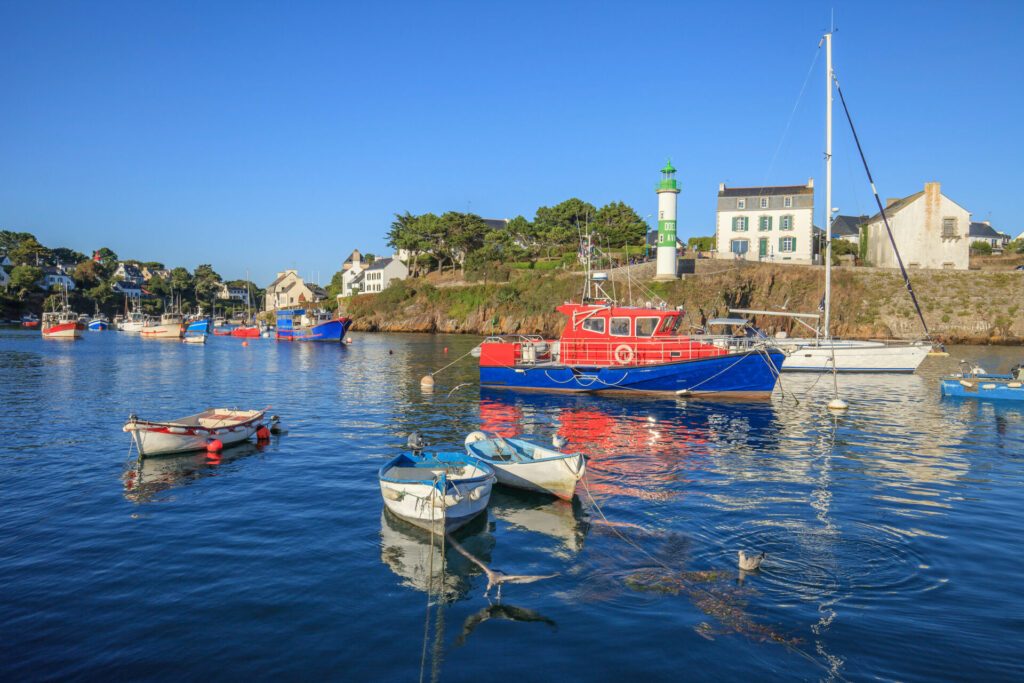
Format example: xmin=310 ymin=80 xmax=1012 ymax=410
xmin=655 ymin=160 xmax=680 ymax=280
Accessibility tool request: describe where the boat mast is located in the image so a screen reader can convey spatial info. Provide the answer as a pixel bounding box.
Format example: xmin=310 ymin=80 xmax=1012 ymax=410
xmin=823 ymin=29 xmax=833 ymax=339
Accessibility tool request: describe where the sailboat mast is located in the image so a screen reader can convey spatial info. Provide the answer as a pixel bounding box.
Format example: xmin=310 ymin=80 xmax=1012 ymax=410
xmin=824 ymin=30 xmax=833 ymax=339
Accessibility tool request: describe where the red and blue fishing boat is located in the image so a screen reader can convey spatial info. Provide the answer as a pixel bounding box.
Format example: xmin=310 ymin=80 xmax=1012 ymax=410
xmin=477 ymin=265 xmax=783 ymax=398
xmin=274 ymin=308 xmax=352 ymax=342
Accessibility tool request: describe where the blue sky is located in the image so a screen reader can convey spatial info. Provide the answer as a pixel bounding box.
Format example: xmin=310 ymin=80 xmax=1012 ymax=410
xmin=1 ymin=0 xmax=1020 ymax=285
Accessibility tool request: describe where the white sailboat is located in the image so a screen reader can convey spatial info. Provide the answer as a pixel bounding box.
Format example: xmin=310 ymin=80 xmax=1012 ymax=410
xmin=751 ymin=31 xmax=932 ymax=374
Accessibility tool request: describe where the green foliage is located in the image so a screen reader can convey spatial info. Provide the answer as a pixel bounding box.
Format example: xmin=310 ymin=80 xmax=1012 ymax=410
xmin=192 ymin=263 xmax=223 ymax=302
xmin=593 ymin=201 xmax=647 ymax=248
xmin=830 ymin=239 xmax=859 ymax=264
xmin=534 ymin=198 xmax=595 ymax=255
xmin=51 ymin=247 xmax=87 ymax=266
xmin=95 ymin=247 xmax=118 ymax=266
xmin=970 ymin=240 xmax=993 ymax=255
xmin=687 ymin=236 xmax=715 ymax=252
xmin=73 ymin=260 xmax=102 ymax=289
xmin=10 ymin=265 xmax=43 ymax=294
xmin=858 ymin=227 xmax=869 ymax=261
xmin=8 ymin=235 xmax=51 ymax=266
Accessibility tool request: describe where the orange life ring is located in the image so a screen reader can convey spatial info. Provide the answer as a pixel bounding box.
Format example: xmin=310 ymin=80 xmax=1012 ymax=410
xmin=613 ymin=344 xmax=634 ymax=365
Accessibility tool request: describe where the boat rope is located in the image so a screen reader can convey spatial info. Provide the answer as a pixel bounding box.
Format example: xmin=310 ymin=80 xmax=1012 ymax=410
xmin=578 ymin=473 xmax=847 ymax=680
xmin=427 ymin=349 xmax=477 ymax=381
xmin=832 ymin=71 xmax=930 ymax=341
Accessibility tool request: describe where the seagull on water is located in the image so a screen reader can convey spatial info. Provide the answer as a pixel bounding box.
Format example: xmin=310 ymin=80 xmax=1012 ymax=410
xmin=447 ymin=533 xmax=557 ymax=599
xmin=738 ymin=550 xmax=765 ymax=572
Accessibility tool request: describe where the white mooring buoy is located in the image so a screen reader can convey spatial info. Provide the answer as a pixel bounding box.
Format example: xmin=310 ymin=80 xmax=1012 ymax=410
xmin=827 ymin=397 xmax=849 ymax=411
xmin=420 ymin=374 xmax=435 ymax=390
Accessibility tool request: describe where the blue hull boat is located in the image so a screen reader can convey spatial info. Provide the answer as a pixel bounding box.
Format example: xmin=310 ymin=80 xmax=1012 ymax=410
xmin=480 ymin=349 xmax=785 ymax=397
xmin=275 ymin=309 xmax=352 ymax=342
xmin=941 ymin=374 xmax=1024 ymax=401
xmin=88 ymin=320 xmax=108 ymax=331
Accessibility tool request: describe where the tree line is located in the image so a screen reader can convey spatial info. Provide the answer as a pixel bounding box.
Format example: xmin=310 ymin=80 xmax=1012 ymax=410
xmin=1 ymin=230 xmax=261 ymax=315
xmin=385 ymin=198 xmax=649 ymax=277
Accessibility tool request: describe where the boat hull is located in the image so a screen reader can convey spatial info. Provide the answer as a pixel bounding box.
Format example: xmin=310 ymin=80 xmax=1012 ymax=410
xmin=378 ymin=454 xmax=495 ymax=533
xmin=479 ymin=350 xmax=784 ymax=397
xmin=88 ymin=321 xmax=108 ymax=331
xmin=120 ymin=321 xmax=145 ymax=333
xmin=276 ymin=318 xmax=351 ymax=342
xmin=488 ymin=455 xmax=584 ymax=500
xmin=780 ymin=340 xmax=930 ymax=373
xmin=124 ymin=411 xmax=266 ymax=456
xmin=42 ymin=322 xmax=85 ymax=339
xmin=230 ymin=326 xmax=261 ymax=338
xmin=941 ymin=377 xmax=1024 ymax=401
xmin=141 ymin=325 xmax=183 ymax=340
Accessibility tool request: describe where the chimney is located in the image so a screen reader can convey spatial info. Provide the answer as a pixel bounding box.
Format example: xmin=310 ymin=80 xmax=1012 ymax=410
xmin=718 ymin=182 xmax=725 ymax=193
xmin=924 ymin=181 xmax=941 ymax=198
xmin=982 ymin=220 xmax=991 ymax=226
xmin=886 ymin=197 xmax=900 ymax=207
xmin=807 ymin=178 xmax=814 ymax=189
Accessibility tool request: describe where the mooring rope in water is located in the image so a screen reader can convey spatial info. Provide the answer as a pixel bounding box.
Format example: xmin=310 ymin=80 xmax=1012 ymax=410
xmin=578 ymin=473 xmax=848 ymax=681
xmin=427 ymin=349 xmax=476 ymax=381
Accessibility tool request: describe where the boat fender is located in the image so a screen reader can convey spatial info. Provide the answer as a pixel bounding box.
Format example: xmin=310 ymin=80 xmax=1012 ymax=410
xmin=206 ymin=438 xmax=223 ymax=453
xmin=469 ymin=487 xmax=484 ymax=501
xmin=256 ymin=426 xmax=271 ymax=441
xmin=614 ymin=345 xmax=634 ymax=365
xmin=981 ymin=383 xmax=996 ymax=390
xmin=1009 ymin=382 xmax=1022 ymax=389
xmin=959 ymin=380 xmax=974 ymax=388
xmin=465 ymin=431 xmax=488 ymax=445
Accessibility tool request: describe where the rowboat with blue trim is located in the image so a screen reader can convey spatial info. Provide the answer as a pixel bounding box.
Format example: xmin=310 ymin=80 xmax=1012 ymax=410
xmin=379 ymin=445 xmax=495 ymax=533
xmin=464 ymin=432 xmax=585 ymax=500
xmin=123 ymin=408 xmax=268 ymax=456
xmin=275 ymin=308 xmax=352 ymax=342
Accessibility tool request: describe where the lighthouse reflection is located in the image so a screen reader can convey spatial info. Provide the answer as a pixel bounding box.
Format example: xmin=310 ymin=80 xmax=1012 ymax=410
xmin=478 ymin=389 xmax=781 ymax=500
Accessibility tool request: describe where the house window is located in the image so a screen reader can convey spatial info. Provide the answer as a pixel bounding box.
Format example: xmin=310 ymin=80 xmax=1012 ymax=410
xmin=784 ymin=196 xmax=793 ymax=208
xmin=780 ymin=215 xmax=793 ymax=230
xmin=731 ymin=239 xmax=749 ymax=255
xmin=737 ymin=198 xmax=746 ymax=210
xmin=610 ymin=317 xmax=631 ymax=337
xmin=942 ymin=262 xmax=955 ymax=269
xmin=732 ymin=216 xmax=749 ymax=232
xmin=758 ymin=216 xmax=772 ymax=231
xmin=760 ymin=197 xmax=769 ymax=209
xmin=635 ymin=317 xmax=659 ymax=337
xmin=942 ymin=217 xmax=957 ymax=238
xmin=779 ymin=236 xmax=796 ymax=253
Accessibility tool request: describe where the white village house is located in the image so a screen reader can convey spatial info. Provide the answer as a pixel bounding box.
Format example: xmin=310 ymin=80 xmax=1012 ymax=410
xmin=37 ymin=266 xmax=76 ymax=291
xmin=967 ymin=221 xmax=1008 ymax=252
xmin=863 ymin=182 xmax=969 ymax=270
xmin=715 ymin=180 xmax=817 ymax=264
xmin=360 ymin=257 xmax=409 ymax=294
xmin=831 ymin=215 xmax=867 ymax=245
xmin=264 ymin=270 xmax=326 ymax=311
xmin=217 ymin=282 xmax=250 ymax=304
xmin=340 ymin=250 xmax=370 ymax=296
xmin=113 ymin=262 xmax=145 ymax=285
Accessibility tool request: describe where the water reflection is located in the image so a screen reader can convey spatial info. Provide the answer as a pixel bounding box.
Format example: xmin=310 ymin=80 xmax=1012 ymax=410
xmin=489 ymin=488 xmax=589 ymax=558
xmin=122 ymin=443 xmax=264 ymax=503
xmin=378 ymin=509 xmax=494 ymax=604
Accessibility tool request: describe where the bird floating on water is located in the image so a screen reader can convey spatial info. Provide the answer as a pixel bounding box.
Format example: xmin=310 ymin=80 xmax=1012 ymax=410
xmin=551 ymin=434 xmax=568 ymax=449
xmin=738 ymin=550 xmax=765 ymax=571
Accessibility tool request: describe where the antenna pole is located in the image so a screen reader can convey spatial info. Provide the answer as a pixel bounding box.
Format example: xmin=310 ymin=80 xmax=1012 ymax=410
xmin=824 ymin=30 xmax=833 ymax=339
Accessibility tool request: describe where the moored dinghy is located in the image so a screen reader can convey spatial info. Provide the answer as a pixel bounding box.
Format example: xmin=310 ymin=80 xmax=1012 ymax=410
xmin=464 ymin=432 xmax=586 ymax=500
xmin=379 ymin=434 xmax=495 ymax=533
xmin=123 ymin=408 xmax=268 ymax=456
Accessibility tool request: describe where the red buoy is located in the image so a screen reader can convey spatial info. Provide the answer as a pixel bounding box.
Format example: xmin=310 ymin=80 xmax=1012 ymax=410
xmin=206 ymin=439 xmax=223 ymax=452
xmin=242 ymin=341 xmax=249 ymax=347
xmin=256 ymin=426 xmax=271 ymax=441
xmin=444 ymin=347 xmax=448 ymax=354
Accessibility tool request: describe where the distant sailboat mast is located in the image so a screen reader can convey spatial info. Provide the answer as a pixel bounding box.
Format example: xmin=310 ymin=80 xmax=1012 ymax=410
xmin=823 ymin=28 xmax=834 ymax=340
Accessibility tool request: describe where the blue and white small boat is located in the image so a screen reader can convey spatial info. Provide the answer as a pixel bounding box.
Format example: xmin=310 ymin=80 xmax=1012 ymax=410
xmin=88 ymin=314 xmax=109 ymax=331
xmin=183 ymin=318 xmax=210 ymax=344
xmin=464 ymin=432 xmax=585 ymax=500
xmin=379 ymin=437 xmax=496 ymax=533
xmin=941 ymin=363 xmax=1024 ymax=401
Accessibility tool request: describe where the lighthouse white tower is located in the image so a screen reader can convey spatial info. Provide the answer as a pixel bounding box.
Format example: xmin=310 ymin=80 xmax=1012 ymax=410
xmin=654 ymin=160 xmax=680 ymax=280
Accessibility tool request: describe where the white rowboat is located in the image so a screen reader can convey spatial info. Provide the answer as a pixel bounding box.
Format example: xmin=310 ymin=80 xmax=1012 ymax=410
xmin=379 ymin=451 xmax=495 ymax=533
xmin=123 ymin=408 xmax=268 ymax=456
xmin=464 ymin=432 xmax=586 ymax=500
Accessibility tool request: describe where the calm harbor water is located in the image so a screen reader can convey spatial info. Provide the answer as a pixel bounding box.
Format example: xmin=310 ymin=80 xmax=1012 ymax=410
xmin=1 ymin=328 xmax=1022 ymax=681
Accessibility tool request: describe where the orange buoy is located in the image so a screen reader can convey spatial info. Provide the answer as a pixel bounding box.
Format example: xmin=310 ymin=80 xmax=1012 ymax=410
xmin=242 ymin=341 xmax=249 ymax=347
xmin=256 ymin=426 xmax=271 ymax=441
xmin=206 ymin=438 xmax=223 ymax=452
xmin=444 ymin=347 xmax=448 ymax=354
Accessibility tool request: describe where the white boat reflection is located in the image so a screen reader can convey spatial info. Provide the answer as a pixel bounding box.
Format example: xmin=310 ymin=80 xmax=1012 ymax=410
xmin=379 ymin=508 xmax=494 ymax=603
xmin=122 ymin=442 xmax=263 ymax=503
xmin=488 ymin=488 xmax=589 ymax=558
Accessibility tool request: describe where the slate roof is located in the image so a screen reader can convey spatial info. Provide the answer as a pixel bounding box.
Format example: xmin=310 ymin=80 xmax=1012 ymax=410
xmin=366 ymin=257 xmax=393 ymax=271
xmin=867 ymin=191 xmax=925 ymax=223
xmin=969 ymin=222 xmax=1002 ymax=239
xmin=718 ymin=185 xmax=814 ymax=197
xmin=832 ymin=215 xmax=868 ymax=237
xmin=307 ymin=284 xmax=327 ymax=299
xmin=483 ymin=219 xmax=509 ymax=230
xmin=267 ymin=270 xmax=295 ymax=289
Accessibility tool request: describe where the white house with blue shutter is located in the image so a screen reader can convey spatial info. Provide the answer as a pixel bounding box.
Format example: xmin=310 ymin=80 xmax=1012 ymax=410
xmin=714 ymin=180 xmax=817 ymax=264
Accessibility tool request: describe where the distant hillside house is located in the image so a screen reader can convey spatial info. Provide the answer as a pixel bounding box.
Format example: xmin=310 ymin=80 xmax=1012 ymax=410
xmin=37 ymin=267 xmax=75 ymax=291
xmin=968 ymin=221 xmax=1007 ymax=252
xmin=483 ymin=218 xmax=510 ymax=230
xmin=0 ymin=253 xmax=12 ymax=268
xmin=114 ymin=263 xmax=145 ymax=285
xmin=112 ymin=280 xmax=142 ymax=297
xmin=218 ymin=283 xmax=250 ymax=304
xmin=863 ymin=182 xmax=969 ymax=270
xmin=0 ymin=267 xmax=9 ymax=289
xmin=831 ymin=215 xmax=867 ymax=245
xmin=265 ymin=270 xmax=326 ymax=311
xmin=141 ymin=266 xmax=170 ymax=281
xmin=715 ymin=180 xmax=817 ymax=264
xmin=360 ymin=257 xmax=409 ymax=294
xmin=341 ymin=249 xmax=370 ymax=296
